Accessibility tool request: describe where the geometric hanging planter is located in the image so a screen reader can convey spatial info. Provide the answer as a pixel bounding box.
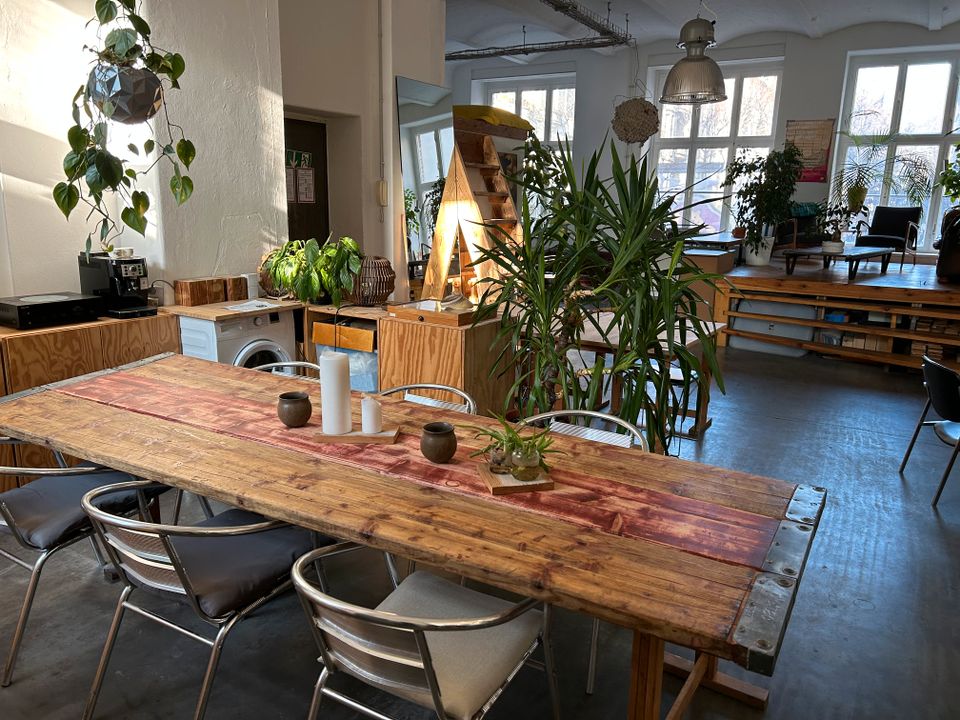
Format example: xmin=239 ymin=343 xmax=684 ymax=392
xmin=612 ymin=97 xmax=660 ymax=145
xmin=87 ymin=65 xmax=164 ymax=125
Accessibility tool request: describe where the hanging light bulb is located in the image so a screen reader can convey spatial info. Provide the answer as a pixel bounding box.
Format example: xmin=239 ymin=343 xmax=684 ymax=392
xmin=660 ymin=13 xmax=727 ymax=105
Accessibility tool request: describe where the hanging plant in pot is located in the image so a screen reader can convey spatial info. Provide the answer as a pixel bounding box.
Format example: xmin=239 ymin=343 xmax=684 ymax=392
xmin=53 ymin=0 xmax=197 ymax=254
xmin=723 ymin=144 xmax=804 ymax=266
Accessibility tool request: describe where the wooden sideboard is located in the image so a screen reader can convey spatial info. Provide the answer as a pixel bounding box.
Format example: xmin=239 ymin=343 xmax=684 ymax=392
xmin=0 ymin=314 xmax=180 ymax=487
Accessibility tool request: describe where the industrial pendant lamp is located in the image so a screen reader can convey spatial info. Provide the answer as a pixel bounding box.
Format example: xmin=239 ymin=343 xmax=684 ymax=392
xmin=660 ymin=4 xmax=726 ymax=105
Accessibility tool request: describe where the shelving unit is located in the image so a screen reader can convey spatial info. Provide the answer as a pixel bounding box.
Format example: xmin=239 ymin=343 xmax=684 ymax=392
xmin=714 ymin=262 xmax=960 ymax=369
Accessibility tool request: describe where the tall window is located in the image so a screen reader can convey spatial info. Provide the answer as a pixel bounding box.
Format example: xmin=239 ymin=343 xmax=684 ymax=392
xmin=483 ymin=74 xmax=576 ymax=144
xmin=836 ymin=52 xmax=960 ymax=250
xmin=649 ymin=61 xmax=783 ymax=231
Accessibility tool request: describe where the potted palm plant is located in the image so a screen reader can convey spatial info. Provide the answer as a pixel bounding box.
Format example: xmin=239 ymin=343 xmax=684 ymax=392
xmin=722 ymin=145 xmax=804 ymax=266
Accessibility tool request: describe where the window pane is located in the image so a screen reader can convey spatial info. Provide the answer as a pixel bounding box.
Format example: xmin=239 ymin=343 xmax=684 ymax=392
xmin=886 ymin=144 xmax=937 ymax=244
xmin=520 ymin=89 xmax=547 ymax=140
xmin=660 ymin=103 xmax=692 ymax=139
xmin=491 ymin=91 xmax=516 ymax=113
xmin=693 ymin=147 xmax=728 ymax=192
xmin=698 ymin=78 xmax=736 ymax=137
xmin=656 ymin=148 xmax=689 ymax=193
xmin=438 ymin=126 xmax=454 ymax=174
xmin=738 ymin=75 xmax=778 ymax=136
xmin=690 ymin=193 xmax=724 ymax=231
xmin=550 ymin=87 xmax=576 ymax=141
xmin=849 ymin=66 xmax=898 ymax=135
xmin=899 ymin=63 xmax=951 ymax=135
xmin=416 ymin=131 xmax=439 ymax=184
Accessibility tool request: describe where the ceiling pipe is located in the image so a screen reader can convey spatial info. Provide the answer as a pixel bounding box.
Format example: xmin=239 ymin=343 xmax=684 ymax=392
xmin=445 ymin=0 xmax=632 ymax=61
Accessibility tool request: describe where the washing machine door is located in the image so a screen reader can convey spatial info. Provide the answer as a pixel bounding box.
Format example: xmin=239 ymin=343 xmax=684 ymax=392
xmin=233 ymin=339 xmax=293 ymax=369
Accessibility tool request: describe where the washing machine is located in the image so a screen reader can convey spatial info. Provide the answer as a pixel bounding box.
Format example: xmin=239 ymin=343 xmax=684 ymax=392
xmin=178 ymin=310 xmax=297 ymax=368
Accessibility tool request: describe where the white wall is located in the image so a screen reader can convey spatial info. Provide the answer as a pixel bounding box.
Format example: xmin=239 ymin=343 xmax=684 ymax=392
xmin=0 ymin=0 xmax=286 ymax=299
xmin=448 ymin=20 xmax=960 ymax=203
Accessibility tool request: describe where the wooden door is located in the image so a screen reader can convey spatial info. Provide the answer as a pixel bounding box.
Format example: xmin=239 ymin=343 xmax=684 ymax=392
xmin=284 ymin=118 xmax=330 ymax=243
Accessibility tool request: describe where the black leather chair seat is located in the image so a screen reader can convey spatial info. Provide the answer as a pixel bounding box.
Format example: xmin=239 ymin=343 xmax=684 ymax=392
xmin=170 ymin=509 xmax=323 ymax=619
xmin=856 ymin=234 xmax=905 ymax=249
xmin=0 ymin=471 xmax=138 ymax=551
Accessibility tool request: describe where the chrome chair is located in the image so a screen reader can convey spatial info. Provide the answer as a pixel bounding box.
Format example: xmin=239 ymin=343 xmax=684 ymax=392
xmin=0 ymin=438 xmax=144 ymax=687
xmin=292 ymin=542 xmax=560 ymax=720
xmin=521 ymin=410 xmax=647 ymax=694
xmin=251 ymin=360 xmax=323 ymax=376
xmin=900 ymin=355 xmax=960 ymax=506
xmin=379 ymin=383 xmax=478 ymax=415
xmin=81 ymin=479 xmax=322 ymax=720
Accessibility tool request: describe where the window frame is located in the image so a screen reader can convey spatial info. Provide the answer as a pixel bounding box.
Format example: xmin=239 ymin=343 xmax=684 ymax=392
xmin=648 ymin=59 xmax=784 ymax=232
xmin=835 ymin=50 xmax=960 ymax=251
xmin=482 ymin=73 xmax=577 ymax=145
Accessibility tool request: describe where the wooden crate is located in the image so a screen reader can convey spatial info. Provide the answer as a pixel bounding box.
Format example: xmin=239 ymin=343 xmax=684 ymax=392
xmin=174 ymin=277 xmax=228 ymax=306
xmin=312 ymin=321 xmax=376 ymax=353
xmin=225 ymin=276 xmax=248 ymax=301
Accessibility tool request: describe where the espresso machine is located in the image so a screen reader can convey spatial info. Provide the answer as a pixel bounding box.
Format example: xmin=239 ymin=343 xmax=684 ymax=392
xmin=78 ymin=252 xmax=157 ymax=318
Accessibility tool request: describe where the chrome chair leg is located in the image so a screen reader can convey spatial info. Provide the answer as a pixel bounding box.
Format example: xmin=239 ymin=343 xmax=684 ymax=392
xmin=1 ymin=550 xmax=52 ymax=687
xmin=542 ymin=606 xmax=561 ymax=720
xmin=308 ymin=666 xmax=330 ymax=720
xmin=900 ymin=399 xmax=931 ymax=473
xmin=83 ymin=585 xmax=132 ymax=720
xmin=932 ymin=439 xmax=960 ymax=507
xmin=193 ymin=616 xmax=240 ymax=720
xmin=585 ymin=617 xmax=600 ymax=695
xmin=172 ymin=489 xmax=185 ymax=525
xmin=197 ymin=496 xmax=214 ymax=520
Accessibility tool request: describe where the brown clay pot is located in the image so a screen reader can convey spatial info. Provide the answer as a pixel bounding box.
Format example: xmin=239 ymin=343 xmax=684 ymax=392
xmin=420 ymin=422 xmax=457 ymax=463
xmin=731 ymin=227 xmax=747 ymax=239
xmin=277 ymin=391 xmax=312 ymax=428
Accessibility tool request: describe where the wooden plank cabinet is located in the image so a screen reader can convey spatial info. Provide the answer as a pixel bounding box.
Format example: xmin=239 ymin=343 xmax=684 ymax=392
xmin=0 ymin=314 xmax=180 ymax=485
xmin=377 ymin=315 xmax=513 ymax=416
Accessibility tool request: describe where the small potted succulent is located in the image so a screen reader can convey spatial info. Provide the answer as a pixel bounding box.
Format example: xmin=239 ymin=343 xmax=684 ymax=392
xmin=468 ymin=417 xmax=559 ymax=480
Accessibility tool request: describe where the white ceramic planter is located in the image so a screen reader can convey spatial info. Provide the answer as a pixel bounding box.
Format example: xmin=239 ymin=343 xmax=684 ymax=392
xmin=744 ymin=236 xmax=775 ymax=266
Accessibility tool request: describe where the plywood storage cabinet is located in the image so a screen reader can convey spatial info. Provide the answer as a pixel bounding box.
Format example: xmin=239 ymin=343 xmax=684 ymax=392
xmin=377 ymin=315 xmax=513 ymax=417
xmin=0 ymin=314 xmax=180 ymax=488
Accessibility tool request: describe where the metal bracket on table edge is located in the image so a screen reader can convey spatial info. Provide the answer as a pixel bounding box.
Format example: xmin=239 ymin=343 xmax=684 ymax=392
xmin=0 ymin=353 xmax=174 ymax=405
xmin=785 ymin=484 xmax=826 ymax=524
xmin=732 ymin=485 xmax=826 ymax=675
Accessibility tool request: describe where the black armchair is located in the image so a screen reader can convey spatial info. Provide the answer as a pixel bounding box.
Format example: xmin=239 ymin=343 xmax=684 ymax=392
xmin=855 ymin=206 xmax=922 ymax=270
xmin=774 ymin=202 xmax=828 ymax=252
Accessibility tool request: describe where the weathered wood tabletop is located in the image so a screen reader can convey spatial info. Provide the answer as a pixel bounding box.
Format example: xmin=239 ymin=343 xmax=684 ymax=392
xmin=0 ymin=354 xmax=824 ymax=719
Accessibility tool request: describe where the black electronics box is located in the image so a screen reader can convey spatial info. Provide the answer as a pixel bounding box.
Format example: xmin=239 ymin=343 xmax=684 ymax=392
xmin=0 ymin=292 xmax=104 ymax=330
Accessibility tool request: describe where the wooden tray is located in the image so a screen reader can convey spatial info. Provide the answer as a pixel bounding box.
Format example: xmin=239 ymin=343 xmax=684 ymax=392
xmin=314 ymin=425 xmax=400 ymax=444
xmin=478 ymin=463 xmax=554 ymax=495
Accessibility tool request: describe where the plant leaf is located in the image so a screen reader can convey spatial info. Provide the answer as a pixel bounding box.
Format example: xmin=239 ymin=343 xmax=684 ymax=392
xmin=53 ymin=182 xmax=79 ymax=219
xmin=167 ymin=53 xmax=186 ymax=81
xmin=105 ymin=28 xmax=138 ymax=57
xmin=94 ymin=151 xmax=123 ymax=188
xmin=144 ymin=139 xmax=155 ymax=155
xmin=95 ymin=0 xmax=117 ymax=24
xmin=128 ymin=12 xmax=150 ymax=37
xmin=176 ymin=138 xmax=196 ymax=169
xmin=119 ymin=0 xmax=135 ymax=10
xmin=131 ymin=189 xmax=150 ymax=217
xmin=121 ymin=206 xmax=147 ymax=235
xmin=93 ymin=122 xmax=108 ymax=147
xmin=170 ymin=174 xmax=193 ymax=205
xmin=67 ymin=125 xmax=88 ymax=154
xmin=63 ymin=151 xmax=84 ymax=179
xmin=127 ymin=143 xmax=139 ymax=156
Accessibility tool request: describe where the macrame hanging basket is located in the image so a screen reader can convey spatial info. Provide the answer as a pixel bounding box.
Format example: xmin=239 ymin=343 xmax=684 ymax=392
xmin=611 ymin=97 xmax=660 ymax=145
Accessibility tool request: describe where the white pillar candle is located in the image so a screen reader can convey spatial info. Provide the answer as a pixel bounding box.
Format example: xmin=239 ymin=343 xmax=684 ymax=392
xmin=361 ymin=395 xmax=383 ymax=434
xmin=318 ymin=351 xmax=352 ymax=435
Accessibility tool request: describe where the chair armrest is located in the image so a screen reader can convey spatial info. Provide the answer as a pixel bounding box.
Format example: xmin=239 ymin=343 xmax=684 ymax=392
xmin=906 ymin=221 xmax=921 ymax=250
xmin=853 ymin=219 xmax=870 ymax=236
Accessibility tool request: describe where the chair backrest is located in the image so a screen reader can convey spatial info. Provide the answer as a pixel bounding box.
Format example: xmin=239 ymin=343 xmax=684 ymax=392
xmin=870 ymin=206 xmax=921 ymax=239
xmin=378 ymin=384 xmax=478 ymax=415
xmin=521 ymin=410 xmax=649 ymax=452
xmin=922 ymin=356 xmax=960 ymax=421
xmin=292 ymin=544 xmax=537 ymax=717
xmin=250 ymin=361 xmax=322 ymax=376
xmin=81 ymin=480 xmax=282 ymax=621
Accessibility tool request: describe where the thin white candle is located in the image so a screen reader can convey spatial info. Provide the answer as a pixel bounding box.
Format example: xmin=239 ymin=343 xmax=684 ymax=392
xmin=361 ymin=395 xmax=383 ymax=434
xmin=318 ymin=351 xmax=352 ymax=435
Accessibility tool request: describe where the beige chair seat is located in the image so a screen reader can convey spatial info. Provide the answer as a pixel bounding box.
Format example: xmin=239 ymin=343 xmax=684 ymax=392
xmin=374 ymin=571 xmax=542 ymax=720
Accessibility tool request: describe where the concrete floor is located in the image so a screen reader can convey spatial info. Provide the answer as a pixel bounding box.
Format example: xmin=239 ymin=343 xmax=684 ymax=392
xmin=1 ymin=348 xmax=958 ymax=719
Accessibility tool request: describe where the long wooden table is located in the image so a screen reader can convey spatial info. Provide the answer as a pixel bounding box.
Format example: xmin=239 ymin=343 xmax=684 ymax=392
xmin=0 ymin=354 xmax=825 ymax=719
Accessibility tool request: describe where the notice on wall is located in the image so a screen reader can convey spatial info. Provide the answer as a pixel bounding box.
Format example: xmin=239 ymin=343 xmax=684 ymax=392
xmin=296 ymin=167 xmax=316 ymax=204
xmin=286 ymin=167 xmax=296 ymax=204
xmin=785 ymin=119 xmax=835 ymax=182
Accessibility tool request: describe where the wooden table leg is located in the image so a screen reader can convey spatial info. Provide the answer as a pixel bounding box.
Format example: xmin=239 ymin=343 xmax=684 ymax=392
xmin=664 ymin=651 xmax=769 ymax=709
xmin=692 ymin=350 xmax=712 ymax=437
xmin=628 ymin=631 xmax=664 ymax=720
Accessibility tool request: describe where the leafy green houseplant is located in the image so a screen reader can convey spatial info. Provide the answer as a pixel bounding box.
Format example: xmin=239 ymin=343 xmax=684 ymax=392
xmin=403 ymin=188 xmax=421 ymax=242
xmin=262 ymin=236 xmax=362 ymax=306
xmin=832 ymin=112 xmax=933 ymax=212
xmin=53 ymin=0 xmax=196 ymax=254
xmin=467 ymin=416 xmax=558 ymax=479
xmin=473 ymin=138 xmax=723 ymax=453
xmin=722 ymin=144 xmax=804 ymax=265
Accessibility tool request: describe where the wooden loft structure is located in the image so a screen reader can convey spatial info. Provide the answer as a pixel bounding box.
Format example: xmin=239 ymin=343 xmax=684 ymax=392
xmin=420 ymin=109 xmax=527 ymax=301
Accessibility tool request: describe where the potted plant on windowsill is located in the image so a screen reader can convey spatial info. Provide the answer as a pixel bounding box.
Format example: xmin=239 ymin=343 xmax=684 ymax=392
xmin=817 ymin=202 xmax=867 ymax=253
xmin=723 ymin=144 xmax=804 ymax=266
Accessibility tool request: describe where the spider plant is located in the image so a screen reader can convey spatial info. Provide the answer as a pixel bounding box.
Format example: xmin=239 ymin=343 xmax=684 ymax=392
xmin=473 ymin=138 xmax=724 ymax=453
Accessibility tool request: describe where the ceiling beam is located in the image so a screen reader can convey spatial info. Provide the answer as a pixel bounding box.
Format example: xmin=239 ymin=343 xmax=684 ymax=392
xmin=929 ymin=0 xmax=944 ymax=31
xmin=539 ymin=0 xmax=630 ymax=42
xmin=445 ymin=35 xmax=627 ymax=61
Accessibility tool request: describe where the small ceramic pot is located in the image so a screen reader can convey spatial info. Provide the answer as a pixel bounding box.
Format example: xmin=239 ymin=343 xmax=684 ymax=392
xmin=510 ymin=448 xmax=541 ymax=482
xmin=420 ymin=422 xmax=457 ymax=463
xmin=277 ymin=391 xmax=312 ymax=428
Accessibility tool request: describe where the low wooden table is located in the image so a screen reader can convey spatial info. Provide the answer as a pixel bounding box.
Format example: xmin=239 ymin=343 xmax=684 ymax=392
xmin=782 ymin=246 xmax=893 ymax=281
xmin=0 ymin=354 xmax=825 ymax=719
